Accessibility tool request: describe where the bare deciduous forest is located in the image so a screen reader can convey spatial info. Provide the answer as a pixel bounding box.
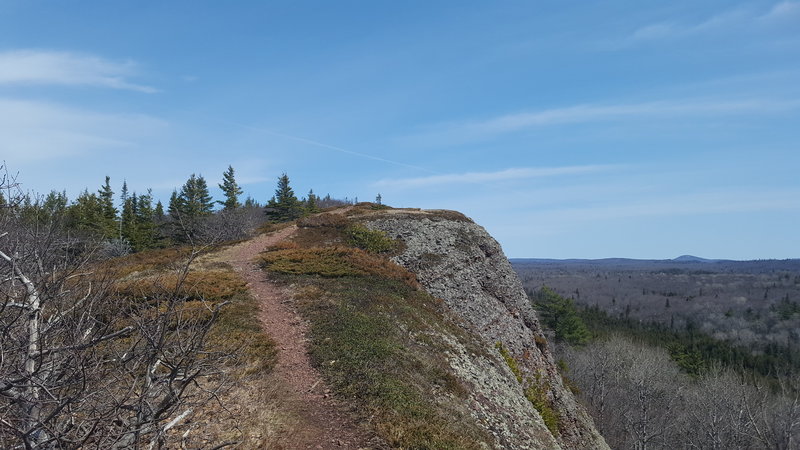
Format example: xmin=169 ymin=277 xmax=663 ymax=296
xmin=514 ymin=258 xmax=800 ymax=449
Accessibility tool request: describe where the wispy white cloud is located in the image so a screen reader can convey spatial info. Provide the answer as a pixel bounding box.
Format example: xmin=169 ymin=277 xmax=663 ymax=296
xmin=406 ymin=97 xmax=799 ymax=146
xmin=0 ymin=50 xmax=157 ymax=93
xmin=374 ymin=165 xmax=617 ymax=189
xmin=0 ymin=98 xmax=167 ymax=163
xmin=631 ymin=9 xmax=746 ymax=41
xmin=630 ymin=2 xmax=798 ymax=42
xmin=760 ymin=1 xmax=800 ymax=21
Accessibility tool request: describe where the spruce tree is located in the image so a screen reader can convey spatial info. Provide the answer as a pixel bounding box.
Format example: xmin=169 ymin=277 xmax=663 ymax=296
xmin=178 ymin=174 xmax=214 ymax=217
xmin=305 ymin=189 xmax=319 ymax=214
xmin=98 ymin=176 xmax=117 ymax=237
xmin=120 ymin=192 xmax=137 ymax=246
xmin=265 ymin=173 xmax=303 ymax=222
xmin=167 ymin=190 xmax=181 ymax=217
xmin=134 ymin=190 xmax=156 ymax=250
xmin=66 ymin=190 xmax=104 ymax=234
xmin=218 ymin=165 xmax=243 ymax=210
xmin=243 ymin=196 xmax=260 ymax=208
xmin=154 ymin=200 xmax=165 ymax=221
xmin=118 ymin=181 xmax=129 ymax=239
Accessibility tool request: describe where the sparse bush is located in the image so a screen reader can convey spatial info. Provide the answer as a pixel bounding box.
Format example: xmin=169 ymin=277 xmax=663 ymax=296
xmin=525 ymin=373 xmax=561 ymax=436
xmin=496 ymin=342 xmax=523 ymax=383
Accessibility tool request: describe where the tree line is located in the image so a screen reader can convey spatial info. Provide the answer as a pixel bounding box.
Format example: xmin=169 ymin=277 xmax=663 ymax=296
xmin=2 ymin=166 xmax=352 ymax=254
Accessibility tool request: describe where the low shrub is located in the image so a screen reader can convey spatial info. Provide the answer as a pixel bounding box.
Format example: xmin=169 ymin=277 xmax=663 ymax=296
xmin=346 ymin=224 xmax=397 ymax=253
xmin=525 ymin=372 xmax=561 ymax=436
xmin=260 ymin=247 xmax=417 ymax=287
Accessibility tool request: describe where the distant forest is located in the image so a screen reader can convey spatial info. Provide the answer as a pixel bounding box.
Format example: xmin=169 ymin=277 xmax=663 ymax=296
xmin=516 ymin=259 xmax=800 ymax=449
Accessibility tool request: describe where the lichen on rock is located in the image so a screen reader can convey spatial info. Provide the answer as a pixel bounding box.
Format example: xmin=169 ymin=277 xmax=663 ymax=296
xmin=364 ymin=210 xmax=608 ymax=449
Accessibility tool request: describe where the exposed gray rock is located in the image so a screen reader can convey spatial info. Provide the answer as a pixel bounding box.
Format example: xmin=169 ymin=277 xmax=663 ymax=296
xmin=364 ymin=210 xmax=608 ymax=449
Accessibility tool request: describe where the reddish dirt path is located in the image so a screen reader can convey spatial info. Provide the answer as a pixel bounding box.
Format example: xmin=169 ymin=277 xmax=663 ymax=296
xmin=219 ymin=227 xmax=379 ymax=450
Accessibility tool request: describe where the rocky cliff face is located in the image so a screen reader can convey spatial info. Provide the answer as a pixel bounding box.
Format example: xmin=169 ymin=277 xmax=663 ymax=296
xmin=364 ymin=210 xmax=608 ymax=449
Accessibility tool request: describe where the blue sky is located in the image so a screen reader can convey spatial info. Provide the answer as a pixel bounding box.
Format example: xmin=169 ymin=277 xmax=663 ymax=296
xmin=1 ymin=1 xmax=798 ymax=259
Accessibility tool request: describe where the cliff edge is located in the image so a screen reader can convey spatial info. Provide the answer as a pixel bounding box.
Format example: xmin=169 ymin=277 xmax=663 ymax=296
xmin=365 ymin=209 xmax=607 ymax=449
xmin=257 ymin=205 xmax=607 ymax=449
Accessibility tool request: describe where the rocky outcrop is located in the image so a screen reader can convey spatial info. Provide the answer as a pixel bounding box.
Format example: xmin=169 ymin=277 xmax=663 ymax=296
xmin=364 ymin=210 xmax=608 ymax=449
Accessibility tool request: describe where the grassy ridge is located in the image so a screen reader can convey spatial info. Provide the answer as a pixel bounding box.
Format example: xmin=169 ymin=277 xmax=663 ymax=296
xmin=259 ymin=211 xmax=491 ymax=448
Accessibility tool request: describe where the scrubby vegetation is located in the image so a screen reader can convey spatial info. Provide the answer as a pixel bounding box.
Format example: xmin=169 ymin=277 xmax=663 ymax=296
xmin=496 ymin=342 xmax=561 ymax=436
xmin=345 ymin=223 xmax=397 ymax=253
xmin=259 ymin=209 xmax=492 ymax=448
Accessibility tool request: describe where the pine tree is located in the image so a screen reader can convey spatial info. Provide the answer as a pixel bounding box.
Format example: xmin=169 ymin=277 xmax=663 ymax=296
xmin=305 ymin=189 xmax=319 ymax=214
xmin=218 ymin=165 xmax=243 ymax=210
xmin=98 ymin=176 xmax=117 ymax=237
xmin=178 ymin=174 xmax=214 ymax=217
xmin=265 ymin=173 xmax=303 ymax=222
xmin=154 ymin=200 xmax=165 ymax=221
xmin=120 ymin=192 xmax=137 ymax=245
xmin=134 ymin=190 xmax=156 ymax=250
xmin=66 ymin=190 xmax=105 ymax=234
xmin=118 ymin=181 xmax=129 ymax=239
xmin=243 ymin=196 xmax=260 ymax=208
xmin=167 ymin=190 xmax=181 ymax=217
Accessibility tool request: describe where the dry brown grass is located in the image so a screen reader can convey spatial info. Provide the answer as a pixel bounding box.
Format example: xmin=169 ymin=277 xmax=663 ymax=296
xmin=113 ymin=270 xmax=248 ymax=302
xmin=103 ymin=247 xmax=195 ymax=278
xmin=296 ymin=212 xmax=350 ymax=228
xmin=182 ymin=375 xmax=299 ymax=449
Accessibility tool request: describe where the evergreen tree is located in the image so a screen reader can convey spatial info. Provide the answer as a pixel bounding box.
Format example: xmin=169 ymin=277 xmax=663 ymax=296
xmin=533 ymin=287 xmax=591 ymax=346
xmin=243 ymin=196 xmax=260 ymax=208
xmin=118 ymin=181 xmax=129 ymax=238
xmin=154 ymin=200 xmax=165 ymax=221
xmin=167 ymin=190 xmax=181 ymax=217
xmin=305 ymin=189 xmax=319 ymax=214
xmin=178 ymin=174 xmax=214 ymax=217
xmin=264 ymin=173 xmax=303 ymax=222
xmin=120 ymin=192 xmax=137 ymax=245
xmin=133 ymin=190 xmax=156 ymax=250
xmin=66 ymin=190 xmax=105 ymax=234
xmin=98 ymin=176 xmax=117 ymax=237
xmin=218 ymin=165 xmax=243 ymax=210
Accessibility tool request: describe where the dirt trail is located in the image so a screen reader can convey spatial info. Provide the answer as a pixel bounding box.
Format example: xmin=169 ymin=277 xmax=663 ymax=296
xmin=217 ymin=226 xmax=377 ymax=449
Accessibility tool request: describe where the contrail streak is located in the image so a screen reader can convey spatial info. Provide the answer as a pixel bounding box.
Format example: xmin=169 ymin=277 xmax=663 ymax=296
xmin=230 ymin=122 xmax=438 ymax=174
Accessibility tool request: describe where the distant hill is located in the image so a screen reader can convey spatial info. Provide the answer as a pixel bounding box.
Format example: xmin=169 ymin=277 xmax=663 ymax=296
xmin=511 ymin=257 xmax=800 ymax=273
xmin=673 ymin=255 xmax=715 ymax=263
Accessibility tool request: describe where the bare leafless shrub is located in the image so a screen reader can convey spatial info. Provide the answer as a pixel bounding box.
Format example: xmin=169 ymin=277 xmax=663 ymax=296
xmin=0 ymin=169 xmax=235 ymax=448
